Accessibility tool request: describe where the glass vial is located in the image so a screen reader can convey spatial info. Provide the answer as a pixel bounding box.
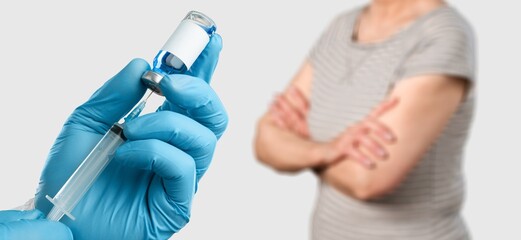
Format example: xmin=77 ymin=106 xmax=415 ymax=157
xmin=141 ymin=11 xmax=216 ymax=95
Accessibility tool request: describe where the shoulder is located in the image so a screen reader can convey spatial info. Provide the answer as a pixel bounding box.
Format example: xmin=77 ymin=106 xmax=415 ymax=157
xmin=396 ymin=7 xmax=477 ymax=84
xmin=416 ymin=6 xmax=475 ymax=44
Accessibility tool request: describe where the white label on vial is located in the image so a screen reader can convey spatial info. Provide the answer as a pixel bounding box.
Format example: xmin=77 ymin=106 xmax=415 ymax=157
xmin=161 ymin=20 xmax=210 ymax=69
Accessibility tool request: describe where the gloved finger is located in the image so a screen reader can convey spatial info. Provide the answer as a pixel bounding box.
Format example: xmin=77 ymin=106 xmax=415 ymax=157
xmin=0 ymin=219 xmax=72 ymax=240
xmin=114 ymin=139 xmax=196 ymax=206
xmin=157 ymin=34 xmax=222 ymax=115
xmin=159 ymin=75 xmax=228 ymax=139
xmin=186 ymin=34 xmax=223 ymax=83
xmin=0 ymin=209 xmax=44 ymax=223
xmin=67 ymin=58 xmax=149 ymax=134
xmin=157 ymin=100 xmax=187 ymax=116
xmin=124 ymin=111 xmax=216 ymax=181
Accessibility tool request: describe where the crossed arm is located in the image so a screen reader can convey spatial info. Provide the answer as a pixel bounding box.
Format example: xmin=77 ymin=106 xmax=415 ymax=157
xmin=254 ymin=60 xmax=468 ymax=200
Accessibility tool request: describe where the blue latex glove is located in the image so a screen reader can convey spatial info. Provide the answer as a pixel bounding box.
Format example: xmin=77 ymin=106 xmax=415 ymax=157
xmin=0 ymin=209 xmax=72 ymax=239
xmin=34 ymin=34 xmax=227 ymax=239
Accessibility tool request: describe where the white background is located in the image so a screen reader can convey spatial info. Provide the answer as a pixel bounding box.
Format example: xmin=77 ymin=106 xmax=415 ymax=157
xmin=0 ymin=0 xmax=519 ymax=239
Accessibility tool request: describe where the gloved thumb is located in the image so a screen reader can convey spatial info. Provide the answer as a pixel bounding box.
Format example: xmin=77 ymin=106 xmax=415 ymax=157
xmin=0 ymin=209 xmax=73 ymax=240
xmin=0 ymin=209 xmax=44 ymax=222
xmin=66 ymin=58 xmax=150 ymax=133
xmin=187 ymin=34 xmax=223 ymax=83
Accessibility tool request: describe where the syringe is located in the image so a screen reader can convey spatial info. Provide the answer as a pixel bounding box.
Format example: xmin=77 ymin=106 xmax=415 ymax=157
xmin=45 ymin=10 xmax=217 ymax=222
xmin=46 ymin=91 xmax=153 ymax=221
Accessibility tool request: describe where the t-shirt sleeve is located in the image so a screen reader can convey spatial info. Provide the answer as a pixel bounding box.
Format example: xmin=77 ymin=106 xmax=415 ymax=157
xmin=396 ymin=20 xmax=476 ymax=83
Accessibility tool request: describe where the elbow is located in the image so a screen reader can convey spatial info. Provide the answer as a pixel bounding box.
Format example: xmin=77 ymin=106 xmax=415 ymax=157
xmin=254 ymin=138 xmax=297 ymax=173
xmin=253 ymin=117 xmax=271 ymax=164
xmin=253 ymin=121 xmax=300 ymax=173
xmin=254 ymin=115 xmax=316 ymax=173
xmin=254 ymin=146 xmax=293 ymax=173
xmin=254 ymin=134 xmax=270 ymax=166
xmin=253 ymin=119 xmax=281 ymax=170
xmin=253 ymin=124 xmax=268 ymax=164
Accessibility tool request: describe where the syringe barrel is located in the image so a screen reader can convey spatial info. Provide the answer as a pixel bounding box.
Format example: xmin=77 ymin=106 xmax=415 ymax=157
xmin=47 ymin=124 xmax=126 ymax=221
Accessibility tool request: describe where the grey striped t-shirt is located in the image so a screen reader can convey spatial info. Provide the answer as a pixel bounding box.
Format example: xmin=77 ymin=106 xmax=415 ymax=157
xmin=308 ymin=6 xmax=475 ymax=240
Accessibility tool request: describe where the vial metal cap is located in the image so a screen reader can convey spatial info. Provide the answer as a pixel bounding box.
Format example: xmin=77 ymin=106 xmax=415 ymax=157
xmin=141 ymin=71 xmax=165 ymax=95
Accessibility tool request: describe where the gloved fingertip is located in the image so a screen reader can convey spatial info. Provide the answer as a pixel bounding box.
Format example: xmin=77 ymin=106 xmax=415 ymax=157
xmin=29 ymin=209 xmax=46 ymax=219
xmin=159 ymin=73 xmax=197 ymax=94
xmin=23 ymin=209 xmax=45 ymax=220
xmin=111 ymin=58 xmax=150 ymax=84
xmin=159 ymin=74 xmax=211 ymax=106
xmin=124 ymin=58 xmax=151 ymax=74
xmin=209 ymin=33 xmax=223 ymax=52
xmin=90 ymin=57 xmax=150 ymax=99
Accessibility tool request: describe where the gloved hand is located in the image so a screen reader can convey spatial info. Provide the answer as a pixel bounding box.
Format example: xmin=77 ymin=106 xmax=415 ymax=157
xmin=0 ymin=209 xmax=72 ymax=240
xmin=34 ymin=34 xmax=227 ymax=239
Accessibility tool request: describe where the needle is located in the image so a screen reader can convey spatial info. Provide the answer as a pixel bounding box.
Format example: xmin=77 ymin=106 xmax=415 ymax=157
xmin=123 ymin=90 xmax=154 ymax=122
xmin=144 ymin=90 xmax=154 ymax=102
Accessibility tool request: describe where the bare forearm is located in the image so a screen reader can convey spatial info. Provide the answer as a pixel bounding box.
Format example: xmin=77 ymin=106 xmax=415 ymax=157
xmin=318 ymin=159 xmax=373 ymax=199
xmin=319 ymin=76 xmax=468 ymax=200
xmin=254 ymin=115 xmax=326 ymax=172
xmin=318 ymin=156 xmax=403 ymax=200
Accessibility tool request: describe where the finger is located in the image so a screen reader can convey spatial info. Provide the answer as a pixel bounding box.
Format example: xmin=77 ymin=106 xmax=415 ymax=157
xmin=0 ymin=209 xmax=44 ymax=222
xmin=268 ymin=102 xmax=289 ymax=129
xmin=275 ymin=94 xmax=301 ymax=128
xmin=271 ymin=115 xmax=287 ymax=129
xmin=0 ymin=219 xmax=72 ymax=240
xmin=286 ymin=86 xmax=310 ymax=118
xmin=114 ymin=139 xmax=196 ymax=205
xmin=370 ymin=97 xmax=400 ymax=118
xmin=157 ymin=34 xmax=223 ymax=114
xmin=159 ymin=75 xmax=228 ymax=139
xmin=124 ymin=111 xmax=216 ymax=181
xmin=346 ymin=141 xmax=375 ymax=169
xmin=280 ymin=92 xmax=307 ymax=121
xmin=274 ymin=95 xmax=295 ymax=123
xmin=296 ymin=121 xmax=310 ymax=137
xmin=187 ymin=34 xmax=223 ymax=83
xmin=336 ymin=126 xmax=365 ymax=147
xmin=356 ymin=135 xmax=388 ymax=160
xmin=363 ymin=118 xmax=396 ymax=143
xmin=68 ymin=58 xmax=149 ymax=133
xmin=157 ymin=100 xmax=187 ymax=116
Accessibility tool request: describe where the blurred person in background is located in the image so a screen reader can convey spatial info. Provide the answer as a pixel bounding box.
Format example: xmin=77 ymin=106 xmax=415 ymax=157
xmin=255 ymin=0 xmax=476 ymax=239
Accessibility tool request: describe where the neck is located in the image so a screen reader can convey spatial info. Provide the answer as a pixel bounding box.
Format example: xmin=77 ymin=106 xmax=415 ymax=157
xmin=368 ymin=0 xmax=444 ymax=18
